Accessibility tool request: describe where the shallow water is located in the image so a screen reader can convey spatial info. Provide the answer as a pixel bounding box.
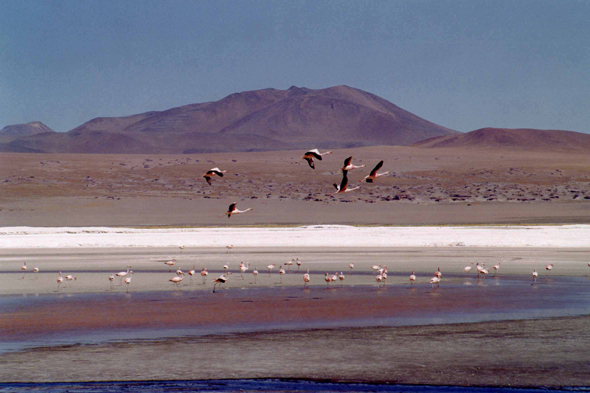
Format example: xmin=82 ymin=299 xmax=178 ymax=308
xmin=1 ymin=379 xmax=586 ymax=392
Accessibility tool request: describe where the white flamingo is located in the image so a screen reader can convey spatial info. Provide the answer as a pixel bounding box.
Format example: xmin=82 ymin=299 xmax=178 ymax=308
xmin=493 ymin=262 xmax=501 ymax=276
xmin=200 ymin=267 xmax=209 ymax=285
xmin=532 ymin=269 xmax=538 ymax=284
xmin=169 ymin=275 xmax=183 ymax=290
xmin=33 ymin=266 xmax=39 ymax=279
xmin=226 ymin=245 xmax=233 ymax=253
xmin=21 ymin=262 xmax=27 ymax=279
xmin=324 ymin=273 xmax=331 ymax=287
xmin=253 ymin=267 xmax=258 ymax=284
xmin=434 ymin=267 xmax=442 ymax=278
xmin=545 ymin=264 xmax=554 ymax=276
xmin=349 ymin=263 xmax=354 ymax=275
xmin=203 ymin=167 xmax=227 ymax=185
xmin=116 ymin=265 xmax=132 ymax=285
xmin=330 ymin=272 xmax=338 ymax=284
xmin=359 ymin=160 xmax=389 ymax=183
xmin=299 ymin=149 xmax=332 ymax=169
xmin=409 ymin=271 xmax=416 ymax=285
xmin=371 ymin=264 xmax=381 ymax=271
xmin=463 ymin=262 xmax=474 ymax=273
xmin=109 ymin=274 xmax=115 ymax=289
xmin=239 ymin=261 xmax=250 ymax=280
xmin=226 ymin=202 xmax=253 ymax=218
xmin=430 ymin=276 xmax=440 ymax=288
xmin=279 ymin=265 xmax=286 ymax=283
xmin=213 ymin=274 xmax=227 ymax=293
xmin=57 ymin=271 xmax=64 ymax=292
xmin=303 ymin=269 xmax=310 ymax=287
xmin=188 ymin=265 xmax=196 ymax=284
xmin=375 ymin=273 xmax=384 ymax=287
xmin=341 ymin=156 xmax=365 ymax=171
xmin=338 ymin=272 xmax=345 ymax=287
xmin=267 ymin=264 xmax=276 ymax=276
xmin=284 ymin=259 xmax=294 ymax=270
xmin=163 ymin=259 xmax=176 ymax=272
xmin=124 ymin=271 xmax=133 ymax=293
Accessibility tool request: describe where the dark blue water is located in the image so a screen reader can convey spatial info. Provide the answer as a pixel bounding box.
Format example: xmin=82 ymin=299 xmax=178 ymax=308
xmin=0 ymin=379 xmax=587 ymax=392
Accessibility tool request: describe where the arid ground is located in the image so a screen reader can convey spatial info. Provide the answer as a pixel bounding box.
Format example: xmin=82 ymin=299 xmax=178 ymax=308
xmin=1 ymin=146 xmax=590 ymax=227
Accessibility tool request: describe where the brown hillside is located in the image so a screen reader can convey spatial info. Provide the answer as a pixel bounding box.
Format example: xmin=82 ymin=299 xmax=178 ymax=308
xmin=413 ymin=128 xmax=590 ymax=152
xmin=0 ymin=121 xmax=55 ymax=143
xmin=4 ymin=86 xmax=457 ymax=154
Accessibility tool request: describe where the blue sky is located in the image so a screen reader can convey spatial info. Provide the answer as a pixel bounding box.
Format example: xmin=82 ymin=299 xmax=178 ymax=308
xmin=1 ymin=0 xmax=589 ymax=134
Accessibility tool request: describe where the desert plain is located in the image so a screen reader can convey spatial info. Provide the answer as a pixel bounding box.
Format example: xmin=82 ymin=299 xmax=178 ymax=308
xmin=1 ymin=146 xmax=590 ymax=389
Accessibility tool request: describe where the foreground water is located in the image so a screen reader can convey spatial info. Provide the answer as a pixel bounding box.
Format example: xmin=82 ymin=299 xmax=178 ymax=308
xmin=2 ymin=379 xmax=588 ymax=392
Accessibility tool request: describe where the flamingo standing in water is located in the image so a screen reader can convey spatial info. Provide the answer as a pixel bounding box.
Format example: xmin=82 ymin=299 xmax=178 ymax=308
xmin=252 ymin=268 xmax=259 ymax=284
xmin=239 ymin=261 xmax=250 ymax=280
xmin=124 ymin=271 xmax=133 ymax=293
xmin=226 ymin=202 xmax=253 ymax=218
xmin=359 ymin=160 xmax=389 ymax=183
xmin=109 ymin=274 xmax=115 ymax=289
xmin=278 ymin=265 xmax=286 ymax=283
xmin=493 ymin=262 xmax=501 ymax=277
xmin=21 ymin=262 xmax=27 ymax=279
xmin=545 ymin=263 xmax=554 ymax=277
xmin=200 ymin=268 xmax=209 ymax=285
xmin=188 ymin=265 xmax=196 ymax=284
xmin=434 ymin=267 xmax=442 ymax=279
xmin=409 ymin=271 xmax=416 ymax=285
xmin=324 ymin=273 xmax=331 ymax=287
xmin=57 ymin=271 xmax=64 ymax=292
xmin=213 ymin=274 xmax=227 ymax=293
xmin=162 ymin=259 xmax=176 ymax=272
xmin=226 ymin=245 xmax=233 ymax=254
xmin=338 ymin=272 xmax=345 ymax=287
xmin=532 ymin=269 xmax=538 ymax=284
xmin=266 ymin=264 xmax=276 ymax=276
xmin=298 ymin=149 xmax=332 ymax=169
xmin=430 ymin=276 xmax=440 ymax=288
xmin=296 ymin=258 xmax=302 ymax=269
xmin=169 ymin=275 xmax=183 ymax=291
xmin=303 ymin=269 xmax=310 ymax=287
xmin=463 ymin=263 xmax=474 ymax=273
xmin=203 ymin=168 xmax=227 ymax=185
xmin=116 ymin=266 xmax=132 ymax=285
xmin=284 ymin=259 xmax=294 ymax=270
xmin=341 ymin=156 xmax=365 ymax=172
xmin=331 ymin=171 xmax=360 ymax=195
xmin=33 ymin=267 xmax=39 ymax=279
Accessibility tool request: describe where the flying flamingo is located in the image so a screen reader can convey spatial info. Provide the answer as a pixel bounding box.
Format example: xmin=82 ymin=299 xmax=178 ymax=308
xmin=226 ymin=202 xmax=253 ymax=218
xmin=57 ymin=271 xmax=64 ymax=292
xmin=266 ymin=264 xmax=276 ymax=276
xmin=303 ymin=269 xmax=310 ymax=287
xmin=200 ymin=267 xmax=209 ymax=285
xmin=203 ymin=168 xmax=227 ymax=185
xmin=409 ymin=271 xmax=416 ymax=285
xmin=359 ymin=160 xmax=389 ymax=183
xmin=331 ymin=171 xmax=360 ymax=195
xmin=21 ymin=262 xmax=27 ymax=279
xmin=298 ymin=149 xmax=332 ymax=169
xmin=341 ymin=156 xmax=365 ymax=172
xmin=124 ymin=271 xmax=133 ymax=293
xmin=213 ymin=274 xmax=227 ymax=293
xmin=116 ymin=266 xmax=132 ymax=285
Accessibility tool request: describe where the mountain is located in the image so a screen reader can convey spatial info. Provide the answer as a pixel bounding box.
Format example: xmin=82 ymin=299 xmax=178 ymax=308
xmin=412 ymin=128 xmax=590 ymax=152
xmin=0 ymin=121 xmax=55 ymax=143
xmin=3 ymin=86 xmax=458 ymax=154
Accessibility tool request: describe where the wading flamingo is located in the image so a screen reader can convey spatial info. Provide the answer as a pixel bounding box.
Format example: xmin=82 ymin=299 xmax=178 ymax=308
xmin=303 ymin=269 xmax=310 ymax=287
xmin=213 ymin=275 xmax=227 ymax=293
